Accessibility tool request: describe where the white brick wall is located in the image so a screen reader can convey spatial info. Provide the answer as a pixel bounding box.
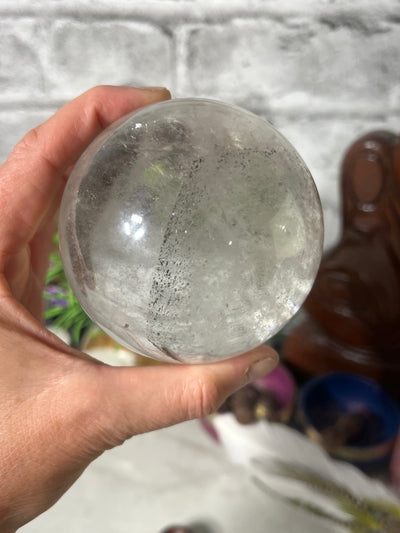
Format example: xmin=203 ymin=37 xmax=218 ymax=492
xmin=0 ymin=0 xmax=399 ymax=248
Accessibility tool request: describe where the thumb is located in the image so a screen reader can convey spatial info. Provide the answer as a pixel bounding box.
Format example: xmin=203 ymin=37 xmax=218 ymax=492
xmin=98 ymin=345 xmax=279 ymax=440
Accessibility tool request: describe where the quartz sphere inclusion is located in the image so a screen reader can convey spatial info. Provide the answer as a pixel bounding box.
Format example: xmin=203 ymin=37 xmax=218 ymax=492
xmin=59 ymin=98 xmax=323 ymax=364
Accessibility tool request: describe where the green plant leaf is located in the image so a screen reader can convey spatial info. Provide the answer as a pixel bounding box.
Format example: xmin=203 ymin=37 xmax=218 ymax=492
xmin=44 ymin=306 xmax=68 ymax=320
xmin=43 ymin=234 xmax=94 ymax=345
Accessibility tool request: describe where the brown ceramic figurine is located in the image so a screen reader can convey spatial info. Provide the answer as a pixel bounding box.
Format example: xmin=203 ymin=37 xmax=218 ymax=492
xmin=283 ymin=131 xmax=400 ymax=395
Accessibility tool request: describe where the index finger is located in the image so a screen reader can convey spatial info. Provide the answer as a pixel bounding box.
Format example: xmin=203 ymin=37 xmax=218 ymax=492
xmin=0 ymin=85 xmax=171 ymax=255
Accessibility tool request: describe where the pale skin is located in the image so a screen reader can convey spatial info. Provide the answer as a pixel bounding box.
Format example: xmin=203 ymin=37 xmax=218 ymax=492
xmin=0 ymin=86 xmax=278 ymax=532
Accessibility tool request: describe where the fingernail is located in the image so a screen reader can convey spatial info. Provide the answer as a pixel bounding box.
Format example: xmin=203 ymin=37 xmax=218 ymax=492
xmin=247 ymin=355 xmax=279 ymax=382
xmin=139 ymin=86 xmax=169 ymax=92
xmin=137 ymin=86 xmax=171 ymax=105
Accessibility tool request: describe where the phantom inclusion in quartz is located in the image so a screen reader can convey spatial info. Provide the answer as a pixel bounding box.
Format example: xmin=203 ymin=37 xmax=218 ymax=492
xmin=59 ymin=98 xmax=323 ymax=364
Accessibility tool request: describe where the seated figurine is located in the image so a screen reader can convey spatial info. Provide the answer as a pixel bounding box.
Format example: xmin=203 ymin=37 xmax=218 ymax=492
xmin=283 ymin=131 xmax=400 ymax=395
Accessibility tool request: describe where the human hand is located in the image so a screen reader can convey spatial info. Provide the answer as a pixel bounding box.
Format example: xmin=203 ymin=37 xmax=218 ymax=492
xmin=0 ymin=86 xmax=278 ymax=532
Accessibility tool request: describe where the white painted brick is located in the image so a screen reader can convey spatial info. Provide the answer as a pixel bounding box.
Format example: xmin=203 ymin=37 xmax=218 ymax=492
xmin=46 ymin=19 xmax=173 ymax=99
xmin=181 ymin=18 xmax=400 ymax=114
xmin=0 ymin=18 xmax=47 ymax=99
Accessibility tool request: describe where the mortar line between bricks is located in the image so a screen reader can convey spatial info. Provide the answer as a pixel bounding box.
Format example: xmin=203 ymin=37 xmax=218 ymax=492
xmin=1 ymin=14 xmax=400 ymax=30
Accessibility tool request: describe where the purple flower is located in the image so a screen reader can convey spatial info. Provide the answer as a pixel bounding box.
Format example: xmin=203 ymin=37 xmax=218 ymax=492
xmin=44 ymin=285 xmax=69 ymax=308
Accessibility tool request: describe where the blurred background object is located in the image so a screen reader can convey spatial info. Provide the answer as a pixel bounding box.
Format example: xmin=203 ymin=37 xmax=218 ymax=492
xmin=283 ymin=131 xmax=400 ymax=396
xmin=218 ymin=363 xmax=297 ymax=426
xmin=298 ymin=373 xmax=400 ymax=472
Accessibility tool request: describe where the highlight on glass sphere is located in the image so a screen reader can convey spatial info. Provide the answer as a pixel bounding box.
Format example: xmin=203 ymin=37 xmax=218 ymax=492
xmin=58 ymin=98 xmax=323 ymax=364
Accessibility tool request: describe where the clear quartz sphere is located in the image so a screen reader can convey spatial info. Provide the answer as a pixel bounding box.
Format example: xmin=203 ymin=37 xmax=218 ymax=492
xmin=59 ymin=98 xmax=323 ymax=364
